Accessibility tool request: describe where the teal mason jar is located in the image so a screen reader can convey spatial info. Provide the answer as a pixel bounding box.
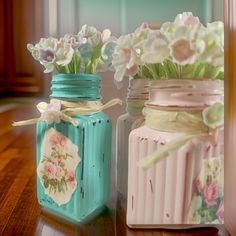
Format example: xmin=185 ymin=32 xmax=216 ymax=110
xmin=36 ymin=74 xmax=112 ymax=223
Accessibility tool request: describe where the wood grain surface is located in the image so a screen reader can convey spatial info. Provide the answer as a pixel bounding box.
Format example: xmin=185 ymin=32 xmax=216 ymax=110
xmin=0 ymin=105 xmax=227 ymax=236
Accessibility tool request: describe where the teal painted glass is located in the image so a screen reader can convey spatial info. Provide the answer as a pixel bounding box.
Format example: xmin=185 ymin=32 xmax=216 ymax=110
xmin=36 ymin=74 xmax=112 ymax=223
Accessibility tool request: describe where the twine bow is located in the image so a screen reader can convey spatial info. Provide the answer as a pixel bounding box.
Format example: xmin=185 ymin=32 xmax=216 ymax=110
xmin=13 ymin=98 xmax=122 ymax=127
xmin=137 ymin=102 xmax=224 ymax=169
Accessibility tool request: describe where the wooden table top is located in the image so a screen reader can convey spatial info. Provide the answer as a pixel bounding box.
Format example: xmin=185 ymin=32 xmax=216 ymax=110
xmin=0 ymin=104 xmax=228 ymax=236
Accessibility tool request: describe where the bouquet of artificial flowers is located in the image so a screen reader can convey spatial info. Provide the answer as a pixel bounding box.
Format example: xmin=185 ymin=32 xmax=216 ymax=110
xmin=27 ymin=25 xmax=116 ymax=74
xmin=112 ymin=12 xmax=224 ymax=82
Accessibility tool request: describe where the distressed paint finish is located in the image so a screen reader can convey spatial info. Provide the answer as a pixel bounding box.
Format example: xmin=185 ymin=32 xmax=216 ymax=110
xmin=127 ymin=125 xmax=223 ymax=226
xmin=37 ymin=112 xmax=112 ymax=223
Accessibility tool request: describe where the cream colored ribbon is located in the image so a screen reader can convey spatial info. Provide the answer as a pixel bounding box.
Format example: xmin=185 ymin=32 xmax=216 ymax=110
xmin=13 ymin=98 xmax=122 ymax=127
xmin=138 ymin=103 xmax=224 ymax=170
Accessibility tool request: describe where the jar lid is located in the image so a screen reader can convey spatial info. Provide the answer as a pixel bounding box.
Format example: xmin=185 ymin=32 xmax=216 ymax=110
xmin=127 ymin=78 xmax=150 ymax=100
xmin=146 ymin=79 xmax=224 ymax=108
xmin=50 ymin=74 xmax=101 ymax=101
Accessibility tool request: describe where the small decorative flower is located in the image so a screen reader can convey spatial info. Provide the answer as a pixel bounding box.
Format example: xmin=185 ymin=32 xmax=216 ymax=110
xmin=112 ymin=12 xmax=224 ymax=83
xmin=38 ymin=99 xmax=63 ymax=124
xmin=141 ymin=31 xmax=170 ymax=64
xmin=203 ymin=182 xmax=219 ymax=207
xmin=50 ymin=133 xmax=67 ymax=147
xmin=202 ymin=102 xmax=224 ymax=129
xmin=54 ymin=166 xmax=65 ymax=181
xmin=27 ymin=25 xmax=116 ymax=74
xmin=170 ymin=38 xmax=196 ymax=65
xmin=55 ymin=44 xmax=74 ymax=66
xmin=174 ymin=12 xmax=201 ymax=29
xmin=78 ymin=24 xmax=102 ymax=48
xmin=66 ymin=171 xmax=76 ymax=188
xmin=44 ymin=162 xmax=56 ymax=179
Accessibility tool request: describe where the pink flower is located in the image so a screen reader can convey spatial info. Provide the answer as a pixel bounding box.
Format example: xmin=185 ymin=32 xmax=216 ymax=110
xmin=44 ymin=162 xmax=56 ymax=179
xmin=203 ymin=182 xmax=219 ymax=207
xmin=50 ymin=134 xmax=67 ymax=147
xmin=175 ymin=12 xmax=201 ymax=29
xmin=66 ymin=171 xmax=76 ymax=188
xmin=170 ymin=38 xmax=196 ymax=65
xmin=54 ymin=166 xmax=65 ymax=180
xmin=216 ymin=201 xmax=224 ymax=223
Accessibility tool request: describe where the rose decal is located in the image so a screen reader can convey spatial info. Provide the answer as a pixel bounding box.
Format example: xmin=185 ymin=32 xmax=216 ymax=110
xmin=37 ymin=128 xmax=81 ymax=205
xmin=188 ymin=156 xmax=224 ymax=224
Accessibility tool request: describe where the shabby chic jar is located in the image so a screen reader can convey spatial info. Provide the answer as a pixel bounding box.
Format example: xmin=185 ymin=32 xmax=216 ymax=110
xmin=127 ymin=79 xmax=224 ymax=227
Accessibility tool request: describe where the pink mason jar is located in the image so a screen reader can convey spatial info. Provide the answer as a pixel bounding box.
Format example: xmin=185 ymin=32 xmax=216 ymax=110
xmin=127 ymin=79 xmax=224 ymax=227
xmin=117 ymin=78 xmax=149 ymax=206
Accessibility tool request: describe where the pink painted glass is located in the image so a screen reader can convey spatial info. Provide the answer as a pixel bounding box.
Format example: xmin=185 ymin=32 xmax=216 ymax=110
xmin=127 ymin=79 xmax=224 ymax=228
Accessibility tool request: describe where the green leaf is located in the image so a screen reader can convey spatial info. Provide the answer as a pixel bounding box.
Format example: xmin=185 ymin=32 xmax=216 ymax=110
xmin=215 ymin=71 xmax=224 ymax=80
xmin=58 ymin=182 xmax=63 ymax=192
xmin=182 ymin=64 xmax=195 ymax=78
xmin=193 ymin=63 xmax=205 ymax=78
xmin=43 ymin=179 xmax=49 ymax=189
xmin=163 ymin=60 xmax=177 ymax=78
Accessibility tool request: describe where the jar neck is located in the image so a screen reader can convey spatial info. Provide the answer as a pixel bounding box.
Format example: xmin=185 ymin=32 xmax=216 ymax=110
xmin=50 ymin=73 xmax=101 ymax=101
xmin=125 ymin=78 xmax=150 ymax=116
xmin=127 ymin=78 xmax=150 ymax=100
xmin=126 ymin=99 xmax=146 ymax=117
xmin=146 ymin=79 xmax=224 ymax=110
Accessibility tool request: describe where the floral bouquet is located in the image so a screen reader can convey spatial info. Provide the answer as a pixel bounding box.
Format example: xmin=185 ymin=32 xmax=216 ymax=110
xmin=112 ymin=12 xmax=224 ymax=82
xmin=27 ymin=25 xmax=117 ymax=74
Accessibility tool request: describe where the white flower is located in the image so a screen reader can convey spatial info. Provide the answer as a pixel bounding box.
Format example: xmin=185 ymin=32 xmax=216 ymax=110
xmin=27 ymin=37 xmax=58 ymax=73
xmin=38 ymin=99 xmax=63 ymax=124
xmin=78 ymin=24 xmax=102 ymax=47
xmin=112 ymin=34 xmax=139 ymax=82
xmin=61 ymin=34 xmax=81 ymax=49
xmin=55 ymin=43 xmax=74 ymax=66
xmin=174 ymin=12 xmax=201 ymax=29
xmin=78 ymin=43 xmax=93 ymax=61
xmin=140 ymin=31 xmax=169 ymax=64
xmin=101 ymin=29 xmax=112 ymax=43
xmin=195 ymin=28 xmax=223 ymax=65
xmin=170 ymin=38 xmax=196 ymax=65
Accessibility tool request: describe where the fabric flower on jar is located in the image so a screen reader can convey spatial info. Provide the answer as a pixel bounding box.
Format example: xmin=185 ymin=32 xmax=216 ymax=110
xmin=37 ymin=99 xmax=63 ymax=124
xmin=202 ymin=102 xmax=224 ymax=129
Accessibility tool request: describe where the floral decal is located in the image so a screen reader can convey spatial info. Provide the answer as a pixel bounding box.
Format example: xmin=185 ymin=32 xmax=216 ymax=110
xmin=37 ymin=128 xmax=81 ymax=205
xmin=188 ymin=156 xmax=224 ymax=224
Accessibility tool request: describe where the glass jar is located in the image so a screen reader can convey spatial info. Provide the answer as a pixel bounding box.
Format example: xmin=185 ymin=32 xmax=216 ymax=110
xmin=116 ymin=78 xmax=149 ymax=207
xmin=127 ymin=79 xmax=224 ymax=227
xmin=36 ymin=74 xmax=112 ymax=223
